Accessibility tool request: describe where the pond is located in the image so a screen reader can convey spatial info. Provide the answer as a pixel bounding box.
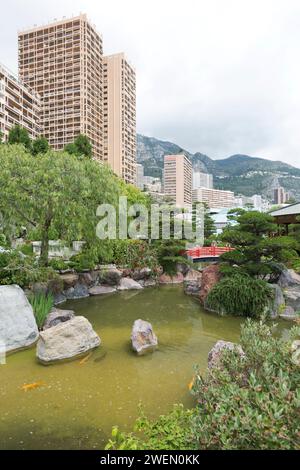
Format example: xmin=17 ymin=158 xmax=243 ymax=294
xmin=0 ymin=285 xmax=245 ymax=449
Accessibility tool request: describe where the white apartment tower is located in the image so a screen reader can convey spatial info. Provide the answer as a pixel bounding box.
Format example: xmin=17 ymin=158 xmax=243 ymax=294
xmin=103 ymin=53 xmax=137 ymax=185
xmin=164 ymin=154 xmax=192 ymax=208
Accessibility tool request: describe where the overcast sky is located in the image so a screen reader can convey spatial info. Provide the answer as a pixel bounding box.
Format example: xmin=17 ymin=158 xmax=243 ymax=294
xmin=1 ymin=0 xmax=300 ymax=166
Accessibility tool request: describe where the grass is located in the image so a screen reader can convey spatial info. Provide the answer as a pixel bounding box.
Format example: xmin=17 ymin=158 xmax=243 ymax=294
xmin=29 ymin=292 xmax=54 ymax=330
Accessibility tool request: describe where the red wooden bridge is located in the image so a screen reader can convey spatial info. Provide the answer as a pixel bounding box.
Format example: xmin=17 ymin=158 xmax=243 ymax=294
xmin=186 ymin=246 xmax=234 ymax=262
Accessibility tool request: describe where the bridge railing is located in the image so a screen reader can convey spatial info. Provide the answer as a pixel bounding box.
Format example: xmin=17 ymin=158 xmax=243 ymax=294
xmin=186 ymin=246 xmax=234 ymax=258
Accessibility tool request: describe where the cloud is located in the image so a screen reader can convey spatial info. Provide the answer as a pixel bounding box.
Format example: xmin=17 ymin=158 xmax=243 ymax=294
xmin=1 ymin=0 xmax=300 ymax=166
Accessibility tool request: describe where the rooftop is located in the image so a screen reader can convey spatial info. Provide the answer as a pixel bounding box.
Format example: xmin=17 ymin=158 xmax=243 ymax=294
xmin=270 ymin=202 xmax=300 ymax=217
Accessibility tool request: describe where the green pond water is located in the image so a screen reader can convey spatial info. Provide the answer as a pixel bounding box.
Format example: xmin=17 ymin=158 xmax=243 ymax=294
xmin=0 ymin=285 xmax=247 ymax=449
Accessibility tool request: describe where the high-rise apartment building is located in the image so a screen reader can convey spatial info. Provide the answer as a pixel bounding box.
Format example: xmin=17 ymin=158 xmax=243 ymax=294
xmin=193 ymin=171 xmax=213 ymax=189
xmin=0 ymin=63 xmax=40 ymax=141
xmin=193 ymin=187 xmax=235 ymax=209
xmin=103 ymin=53 xmax=136 ymax=185
xmin=274 ymin=186 xmax=288 ymax=205
xmin=18 ymin=14 xmax=103 ymax=161
xmin=164 ymin=154 xmax=192 ymax=208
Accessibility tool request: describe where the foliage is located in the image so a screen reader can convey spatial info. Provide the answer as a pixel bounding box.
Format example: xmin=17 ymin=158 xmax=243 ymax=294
xmin=220 ymin=210 xmax=299 ymax=280
xmin=206 ymin=274 xmax=273 ymax=318
xmin=106 ymin=405 xmax=196 ymax=450
xmin=154 ymin=239 xmax=188 ymax=275
xmin=111 ymin=240 xmax=160 ymax=271
xmin=0 ymin=249 xmax=59 ymax=288
xmin=29 ymin=292 xmax=54 ymax=329
xmin=64 ymin=134 xmax=92 ymax=159
xmin=0 ymin=145 xmax=120 ymax=266
xmin=31 ymin=137 xmax=49 ymax=156
xmin=106 ymin=321 xmax=300 ymax=450
xmin=8 ymin=125 xmax=31 ymax=151
xmin=191 ymin=320 xmax=300 ymax=449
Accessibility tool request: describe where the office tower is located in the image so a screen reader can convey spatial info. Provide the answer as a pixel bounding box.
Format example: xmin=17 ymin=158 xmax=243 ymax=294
xmin=192 ymin=187 xmax=235 ymax=209
xmin=136 ymin=163 xmax=144 ymax=190
xmin=18 ymin=14 xmax=103 ymax=160
xmin=192 ymin=171 xmax=213 ymax=189
xmin=0 ymin=62 xmax=40 ymax=141
xmin=103 ymin=53 xmax=136 ymax=185
xmin=274 ymin=187 xmax=287 ymax=205
xmin=164 ymin=154 xmax=192 ymax=208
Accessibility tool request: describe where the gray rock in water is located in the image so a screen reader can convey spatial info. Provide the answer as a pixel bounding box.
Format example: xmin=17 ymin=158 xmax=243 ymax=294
xmin=279 ymin=306 xmax=298 ymax=321
xmin=89 ymin=285 xmax=116 ymax=295
xmin=131 ymin=319 xmax=158 ymax=355
xmin=0 ymin=285 xmax=39 ymax=353
xmin=64 ymin=283 xmax=89 ymax=300
xmin=43 ymin=308 xmax=75 ymax=330
xmin=37 ymin=316 xmax=100 ymax=364
xmin=208 ymin=340 xmax=245 ymax=369
xmin=284 ymin=286 xmax=300 ymax=311
xmin=278 ymin=269 xmax=300 ymax=288
xmin=118 ymin=277 xmax=143 ymax=291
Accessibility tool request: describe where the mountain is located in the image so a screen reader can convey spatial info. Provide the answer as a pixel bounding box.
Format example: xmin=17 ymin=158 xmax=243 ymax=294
xmin=137 ymin=134 xmax=300 ymax=200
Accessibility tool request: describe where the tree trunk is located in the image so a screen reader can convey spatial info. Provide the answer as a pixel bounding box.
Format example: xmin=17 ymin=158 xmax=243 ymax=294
xmin=39 ymin=213 xmax=52 ymax=267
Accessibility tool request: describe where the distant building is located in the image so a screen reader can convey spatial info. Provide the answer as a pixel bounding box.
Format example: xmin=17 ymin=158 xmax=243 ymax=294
xmin=103 ymin=53 xmax=136 ymax=185
xmin=193 ymin=171 xmax=213 ymax=189
xmin=136 ymin=164 xmax=144 ymax=190
xmin=193 ymin=187 xmax=235 ymax=209
xmin=144 ymin=179 xmax=162 ymax=193
xmin=235 ymin=194 xmax=263 ymax=211
xmin=164 ymin=154 xmax=192 ymax=208
xmin=18 ymin=14 xmax=104 ymax=161
xmin=274 ymin=186 xmax=288 ymax=205
xmin=0 ymin=62 xmax=40 ymax=141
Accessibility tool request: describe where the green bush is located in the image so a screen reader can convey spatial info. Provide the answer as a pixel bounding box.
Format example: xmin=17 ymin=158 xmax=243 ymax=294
xmin=48 ymin=258 xmax=69 ymax=271
xmin=155 ymin=239 xmax=189 ymax=275
xmin=29 ymin=292 xmax=54 ymax=329
xmin=105 ymin=405 xmax=196 ymax=450
xmin=106 ymin=320 xmax=300 ymax=450
xmin=111 ymin=240 xmax=160 ymax=271
xmin=191 ymin=320 xmax=300 ymax=449
xmin=0 ymin=250 xmax=59 ymax=288
xmin=206 ymin=274 xmax=273 ymax=318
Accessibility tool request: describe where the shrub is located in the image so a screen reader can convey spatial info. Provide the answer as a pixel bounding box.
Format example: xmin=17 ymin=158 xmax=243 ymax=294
xmin=106 ymin=321 xmax=300 ymax=450
xmin=29 ymin=292 xmax=54 ymax=329
xmin=0 ymin=250 xmax=59 ymax=288
xmin=155 ymin=239 xmax=189 ymax=275
xmin=111 ymin=240 xmax=160 ymax=271
xmin=191 ymin=320 xmax=300 ymax=450
xmin=206 ymin=274 xmax=273 ymax=318
xmin=105 ymin=405 xmax=196 ymax=450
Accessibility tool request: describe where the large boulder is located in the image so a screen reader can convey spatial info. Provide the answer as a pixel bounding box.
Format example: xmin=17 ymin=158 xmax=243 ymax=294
xmin=159 ymin=272 xmax=184 ymax=284
xmin=199 ymin=264 xmax=221 ymax=305
xmin=89 ymin=285 xmax=116 ymax=295
xmin=0 ymin=285 xmax=39 ymax=353
xmin=279 ymin=306 xmax=298 ymax=321
xmin=184 ymin=269 xmax=202 ymax=296
xmin=278 ymin=269 xmax=300 ymax=288
xmin=37 ymin=316 xmax=100 ymax=364
xmin=100 ymin=268 xmax=122 ymax=286
xmin=132 ymin=267 xmax=152 ymax=281
xmin=60 ymin=273 xmax=79 ymax=289
xmin=64 ymin=283 xmax=89 ymax=300
xmin=43 ymin=308 xmax=75 ymax=330
xmin=118 ymin=277 xmax=143 ymax=291
xmin=208 ymin=340 xmax=245 ymax=369
xmin=284 ymin=287 xmax=300 ymax=311
xmin=131 ymin=319 xmax=158 ymax=355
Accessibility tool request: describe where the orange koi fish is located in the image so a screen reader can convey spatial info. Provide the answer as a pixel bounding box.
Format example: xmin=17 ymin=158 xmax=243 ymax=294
xmin=21 ymin=381 xmax=45 ymax=392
